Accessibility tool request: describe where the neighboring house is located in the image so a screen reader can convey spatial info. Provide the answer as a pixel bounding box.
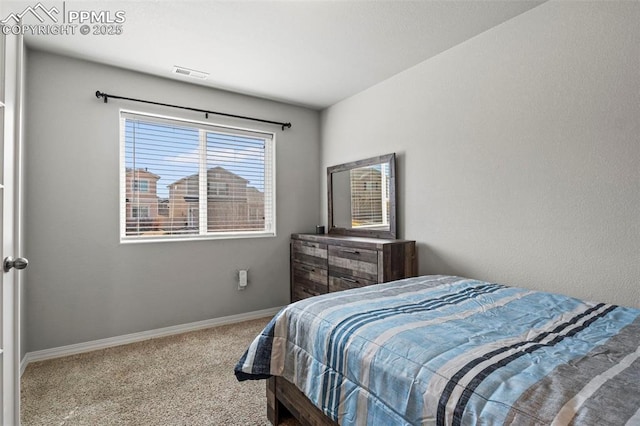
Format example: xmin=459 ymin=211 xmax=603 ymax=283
xmin=246 ymin=186 xmax=265 ymax=228
xmin=125 ymin=168 xmax=161 ymax=234
xmin=166 ymin=172 xmax=200 ymax=232
xmin=158 ymin=199 xmax=169 ymax=217
xmin=126 ymin=166 xmax=263 ymax=236
xmin=167 ymin=166 xmax=265 ymax=233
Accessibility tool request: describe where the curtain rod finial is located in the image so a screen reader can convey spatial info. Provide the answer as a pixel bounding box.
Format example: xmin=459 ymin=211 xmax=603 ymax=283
xmin=282 ymin=123 xmax=292 ymax=131
xmin=95 ymin=91 xmax=108 ymax=103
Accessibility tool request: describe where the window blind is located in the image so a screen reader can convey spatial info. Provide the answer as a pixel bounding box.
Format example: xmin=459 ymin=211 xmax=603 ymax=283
xmin=120 ymin=111 xmax=275 ymax=242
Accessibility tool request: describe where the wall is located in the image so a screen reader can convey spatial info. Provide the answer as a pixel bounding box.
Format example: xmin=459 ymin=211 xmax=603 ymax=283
xmin=24 ymin=51 xmax=321 ymax=351
xmin=321 ymin=1 xmax=640 ymax=307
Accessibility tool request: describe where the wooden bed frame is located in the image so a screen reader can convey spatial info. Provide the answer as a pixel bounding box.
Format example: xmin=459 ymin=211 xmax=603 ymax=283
xmin=267 ymin=376 xmax=338 ymax=426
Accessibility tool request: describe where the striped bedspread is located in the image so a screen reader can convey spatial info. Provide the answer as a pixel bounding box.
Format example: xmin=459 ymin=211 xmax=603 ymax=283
xmin=235 ymin=275 xmax=640 ymax=425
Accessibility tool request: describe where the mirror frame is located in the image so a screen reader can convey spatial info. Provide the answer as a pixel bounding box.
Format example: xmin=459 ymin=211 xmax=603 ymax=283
xmin=327 ymin=153 xmax=396 ymax=239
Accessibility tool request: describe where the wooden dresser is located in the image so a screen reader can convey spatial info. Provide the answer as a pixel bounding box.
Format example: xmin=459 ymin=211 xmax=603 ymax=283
xmin=290 ymin=233 xmax=417 ymax=302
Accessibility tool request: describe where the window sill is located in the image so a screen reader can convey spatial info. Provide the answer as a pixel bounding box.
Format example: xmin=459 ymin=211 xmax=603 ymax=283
xmin=120 ymin=231 xmax=276 ymax=244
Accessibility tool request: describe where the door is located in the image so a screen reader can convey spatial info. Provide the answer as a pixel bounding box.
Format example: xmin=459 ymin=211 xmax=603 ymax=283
xmin=1 ymin=30 xmax=24 ymax=426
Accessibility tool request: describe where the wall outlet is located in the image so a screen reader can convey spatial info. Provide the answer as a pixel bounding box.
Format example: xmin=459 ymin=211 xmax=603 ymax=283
xmin=238 ymin=269 xmax=248 ymax=290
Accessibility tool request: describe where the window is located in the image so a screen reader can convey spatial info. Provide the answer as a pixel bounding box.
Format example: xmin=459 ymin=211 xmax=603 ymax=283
xmin=210 ymin=181 xmax=229 ymax=196
xmin=120 ymin=111 xmax=275 ymax=242
xmin=132 ymin=206 xmax=150 ymax=218
xmin=133 ymin=179 xmax=149 ymax=193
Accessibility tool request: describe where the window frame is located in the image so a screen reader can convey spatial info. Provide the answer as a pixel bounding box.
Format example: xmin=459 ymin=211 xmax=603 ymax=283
xmin=119 ymin=109 xmax=277 ymax=244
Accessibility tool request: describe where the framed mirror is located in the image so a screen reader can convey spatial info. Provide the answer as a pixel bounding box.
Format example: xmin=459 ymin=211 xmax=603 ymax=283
xmin=327 ymin=153 xmax=396 ymax=239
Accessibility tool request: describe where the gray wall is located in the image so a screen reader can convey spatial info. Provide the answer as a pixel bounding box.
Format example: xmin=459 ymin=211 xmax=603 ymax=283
xmin=24 ymin=50 xmax=321 ymax=352
xmin=321 ymin=1 xmax=640 ymax=308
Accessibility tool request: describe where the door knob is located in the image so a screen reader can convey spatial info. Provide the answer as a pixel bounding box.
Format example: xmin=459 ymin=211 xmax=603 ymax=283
xmin=3 ymin=256 xmax=29 ymax=272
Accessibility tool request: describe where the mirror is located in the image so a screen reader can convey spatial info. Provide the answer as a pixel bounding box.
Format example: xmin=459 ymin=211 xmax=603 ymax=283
xmin=328 ymin=153 xmax=396 ymax=239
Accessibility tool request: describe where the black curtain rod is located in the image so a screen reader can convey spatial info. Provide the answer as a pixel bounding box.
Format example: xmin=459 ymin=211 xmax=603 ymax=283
xmin=95 ymin=90 xmax=292 ymax=130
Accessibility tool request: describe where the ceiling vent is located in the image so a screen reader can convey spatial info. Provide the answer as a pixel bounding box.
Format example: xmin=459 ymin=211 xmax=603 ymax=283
xmin=172 ymin=66 xmax=209 ymax=80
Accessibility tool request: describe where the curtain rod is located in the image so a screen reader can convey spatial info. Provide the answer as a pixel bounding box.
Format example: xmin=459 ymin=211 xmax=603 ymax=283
xmin=95 ymin=90 xmax=292 ymax=130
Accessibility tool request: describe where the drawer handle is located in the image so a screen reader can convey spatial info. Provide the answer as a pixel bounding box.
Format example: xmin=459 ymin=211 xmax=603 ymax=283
xmin=301 ymin=265 xmax=316 ymax=272
xmin=340 ymin=277 xmax=358 ymax=283
xmin=300 ymin=242 xmax=316 ymax=247
xmin=340 ymin=249 xmax=360 ymax=255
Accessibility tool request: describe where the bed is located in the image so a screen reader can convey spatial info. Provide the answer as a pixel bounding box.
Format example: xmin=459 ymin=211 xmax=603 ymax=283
xmin=235 ymin=275 xmax=640 ymax=425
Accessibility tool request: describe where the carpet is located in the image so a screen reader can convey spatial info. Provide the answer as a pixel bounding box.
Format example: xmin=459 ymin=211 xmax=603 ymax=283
xmin=21 ymin=317 xmax=299 ymax=425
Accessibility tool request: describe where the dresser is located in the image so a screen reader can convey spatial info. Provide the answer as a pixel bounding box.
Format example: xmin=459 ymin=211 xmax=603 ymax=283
xmin=290 ymin=233 xmax=417 ymax=302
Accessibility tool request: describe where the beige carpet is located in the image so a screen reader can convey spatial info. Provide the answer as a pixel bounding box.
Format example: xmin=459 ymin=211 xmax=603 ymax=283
xmin=21 ymin=317 xmax=299 ymax=425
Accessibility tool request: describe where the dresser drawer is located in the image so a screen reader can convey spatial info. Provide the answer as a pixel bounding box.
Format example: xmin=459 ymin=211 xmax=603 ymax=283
xmin=328 ymin=245 xmax=378 ymax=282
xmin=292 ymin=281 xmax=327 ymax=302
xmin=292 ymin=284 xmax=326 ymax=302
xmin=292 ymin=261 xmax=327 ymax=295
xmin=329 ymin=275 xmax=376 ymax=293
xmin=291 ymin=240 xmax=327 ymax=268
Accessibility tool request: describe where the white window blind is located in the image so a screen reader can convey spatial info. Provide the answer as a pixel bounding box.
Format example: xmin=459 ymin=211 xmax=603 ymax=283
xmin=350 ymin=163 xmax=389 ymax=228
xmin=120 ymin=111 xmax=275 ymax=242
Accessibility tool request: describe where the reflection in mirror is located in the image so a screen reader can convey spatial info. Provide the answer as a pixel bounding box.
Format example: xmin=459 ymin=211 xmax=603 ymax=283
xmin=332 ymin=170 xmax=353 ymax=229
xmin=328 ymin=153 xmax=396 ymax=239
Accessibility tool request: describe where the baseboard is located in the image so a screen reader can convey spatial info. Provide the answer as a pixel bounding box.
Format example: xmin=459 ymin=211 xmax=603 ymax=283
xmin=20 ymin=306 xmax=282 ymax=376
xmin=20 ymin=354 xmax=28 ymax=377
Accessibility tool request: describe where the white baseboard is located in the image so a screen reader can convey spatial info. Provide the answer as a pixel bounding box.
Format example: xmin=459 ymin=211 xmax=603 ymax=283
xmin=20 ymin=306 xmax=282 ymax=376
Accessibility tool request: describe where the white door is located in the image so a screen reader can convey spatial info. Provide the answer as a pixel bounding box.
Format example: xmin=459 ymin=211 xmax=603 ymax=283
xmin=1 ymin=30 xmax=24 ymax=426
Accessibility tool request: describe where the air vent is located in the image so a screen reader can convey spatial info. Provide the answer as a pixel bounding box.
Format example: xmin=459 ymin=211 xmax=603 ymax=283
xmin=172 ymin=66 xmax=209 ymax=80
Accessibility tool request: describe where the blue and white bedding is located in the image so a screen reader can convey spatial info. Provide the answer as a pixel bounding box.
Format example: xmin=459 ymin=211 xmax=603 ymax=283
xmin=235 ymin=275 xmax=640 ymax=425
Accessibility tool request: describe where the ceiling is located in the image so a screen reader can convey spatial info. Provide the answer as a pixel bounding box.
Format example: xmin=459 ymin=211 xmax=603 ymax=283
xmin=8 ymin=0 xmax=545 ymax=109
